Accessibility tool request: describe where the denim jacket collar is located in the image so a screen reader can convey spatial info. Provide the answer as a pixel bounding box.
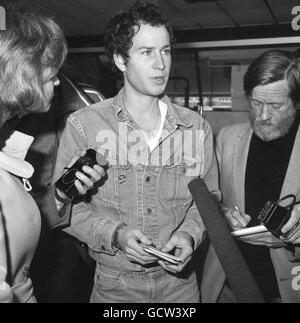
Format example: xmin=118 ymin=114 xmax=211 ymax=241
xmin=112 ymin=88 xmax=192 ymax=129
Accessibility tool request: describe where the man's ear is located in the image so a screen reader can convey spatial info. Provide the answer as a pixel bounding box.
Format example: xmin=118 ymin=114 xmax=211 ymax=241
xmin=113 ymin=54 xmax=126 ymax=72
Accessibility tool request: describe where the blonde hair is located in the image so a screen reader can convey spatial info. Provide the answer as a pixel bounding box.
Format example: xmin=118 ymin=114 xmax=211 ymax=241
xmin=0 ymin=2 xmax=67 ymax=126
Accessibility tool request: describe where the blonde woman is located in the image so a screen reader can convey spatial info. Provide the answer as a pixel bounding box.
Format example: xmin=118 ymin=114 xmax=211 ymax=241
xmin=0 ymin=2 xmax=103 ymax=302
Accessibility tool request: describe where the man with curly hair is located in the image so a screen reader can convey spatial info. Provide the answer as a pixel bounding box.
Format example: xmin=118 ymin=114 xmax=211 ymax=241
xmin=53 ymin=1 xmax=220 ymax=303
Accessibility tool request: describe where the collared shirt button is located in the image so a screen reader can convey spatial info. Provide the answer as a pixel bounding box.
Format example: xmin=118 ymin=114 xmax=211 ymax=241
xmin=146 ymin=208 xmax=152 ymax=215
xmin=146 ymin=176 xmax=151 ymax=182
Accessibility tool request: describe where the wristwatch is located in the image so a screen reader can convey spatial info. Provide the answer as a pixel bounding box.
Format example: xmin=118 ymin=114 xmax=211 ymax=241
xmin=112 ymin=223 xmax=127 ymax=250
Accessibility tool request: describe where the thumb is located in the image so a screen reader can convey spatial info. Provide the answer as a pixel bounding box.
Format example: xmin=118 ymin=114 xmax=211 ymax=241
xmin=135 ymin=230 xmax=152 ymax=246
xmin=161 ymin=237 xmax=177 ymax=253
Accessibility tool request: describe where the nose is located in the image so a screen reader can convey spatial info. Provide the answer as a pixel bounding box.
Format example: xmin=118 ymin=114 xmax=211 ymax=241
xmin=54 ymin=77 xmax=60 ymax=87
xmin=260 ymin=104 xmax=272 ymax=121
xmin=154 ymin=53 xmax=165 ymax=70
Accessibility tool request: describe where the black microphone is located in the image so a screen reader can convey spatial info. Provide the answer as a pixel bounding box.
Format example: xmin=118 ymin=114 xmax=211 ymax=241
xmin=188 ymin=178 xmax=264 ymax=303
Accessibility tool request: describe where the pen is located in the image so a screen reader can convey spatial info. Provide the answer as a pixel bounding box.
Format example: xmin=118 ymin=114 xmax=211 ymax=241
xmin=235 ymin=205 xmax=247 ymax=228
xmin=235 ymin=205 xmax=242 ymax=215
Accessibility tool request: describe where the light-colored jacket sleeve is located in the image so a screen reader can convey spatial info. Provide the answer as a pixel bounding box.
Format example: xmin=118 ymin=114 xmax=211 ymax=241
xmin=52 ymin=115 xmax=120 ymax=255
xmin=0 ymin=210 xmax=13 ymax=303
xmin=216 ymin=127 xmax=230 ymax=214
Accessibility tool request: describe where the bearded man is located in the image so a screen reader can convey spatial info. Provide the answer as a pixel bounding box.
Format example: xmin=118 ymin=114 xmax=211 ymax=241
xmin=202 ymin=49 xmax=300 ymax=303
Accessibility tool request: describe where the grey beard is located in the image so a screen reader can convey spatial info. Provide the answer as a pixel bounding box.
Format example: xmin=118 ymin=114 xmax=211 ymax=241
xmin=249 ymin=109 xmax=297 ymax=142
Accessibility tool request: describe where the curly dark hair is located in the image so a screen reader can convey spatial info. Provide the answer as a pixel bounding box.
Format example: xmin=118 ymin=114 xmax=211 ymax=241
xmin=104 ymin=1 xmax=175 ymax=68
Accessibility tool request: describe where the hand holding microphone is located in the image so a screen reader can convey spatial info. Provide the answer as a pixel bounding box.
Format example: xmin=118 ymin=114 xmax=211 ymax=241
xmin=55 ymin=149 xmax=107 ymax=202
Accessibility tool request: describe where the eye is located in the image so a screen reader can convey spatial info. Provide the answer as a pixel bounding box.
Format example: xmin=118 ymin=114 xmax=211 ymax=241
xmin=142 ymin=50 xmax=152 ymax=56
xmin=43 ymin=75 xmax=55 ymax=83
xmin=163 ymin=48 xmax=171 ymax=55
xmin=270 ymin=103 xmax=283 ymax=110
xmin=249 ymin=98 xmax=262 ymax=108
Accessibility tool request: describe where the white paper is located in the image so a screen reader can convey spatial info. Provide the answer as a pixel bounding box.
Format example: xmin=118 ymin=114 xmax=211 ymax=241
xmin=231 ymin=225 xmax=268 ymax=238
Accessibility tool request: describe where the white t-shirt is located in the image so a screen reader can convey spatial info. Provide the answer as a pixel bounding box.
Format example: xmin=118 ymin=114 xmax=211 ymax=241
xmin=142 ymin=100 xmax=167 ymax=152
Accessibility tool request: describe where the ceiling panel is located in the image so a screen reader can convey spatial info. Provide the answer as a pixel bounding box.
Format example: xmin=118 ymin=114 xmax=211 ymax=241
xmin=220 ymin=0 xmax=274 ymax=26
xmin=4 ymin=0 xmax=298 ymax=36
xmin=160 ymin=0 xmax=235 ymax=28
xmin=268 ymin=0 xmax=300 ymax=23
xmin=24 ymin=0 xmax=127 ymax=35
xmin=159 ymin=0 xmax=202 ymax=29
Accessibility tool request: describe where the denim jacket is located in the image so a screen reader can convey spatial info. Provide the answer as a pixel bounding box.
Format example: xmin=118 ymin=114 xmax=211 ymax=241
xmin=52 ymin=88 xmax=220 ymax=271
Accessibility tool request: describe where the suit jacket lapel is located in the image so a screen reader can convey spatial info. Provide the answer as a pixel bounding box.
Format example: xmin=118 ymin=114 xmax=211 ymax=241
xmin=232 ymin=124 xmax=253 ymax=212
xmin=281 ymin=125 xmax=300 ymax=199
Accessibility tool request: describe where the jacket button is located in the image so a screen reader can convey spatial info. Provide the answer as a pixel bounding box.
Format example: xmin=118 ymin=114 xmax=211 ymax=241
xmin=147 ymin=208 xmax=152 ymax=215
xmin=146 ymin=176 xmax=151 ymax=182
xmin=119 ymin=174 xmax=126 ymax=184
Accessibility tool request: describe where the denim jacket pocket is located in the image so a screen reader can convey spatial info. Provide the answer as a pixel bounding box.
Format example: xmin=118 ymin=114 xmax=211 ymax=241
xmin=94 ymin=155 xmax=134 ymax=225
xmin=158 ymin=165 xmax=193 ymax=205
xmin=95 ymin=166 xmax=118 ymax=204
xmin=94 ymin=149 xmax=131 ymax=204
